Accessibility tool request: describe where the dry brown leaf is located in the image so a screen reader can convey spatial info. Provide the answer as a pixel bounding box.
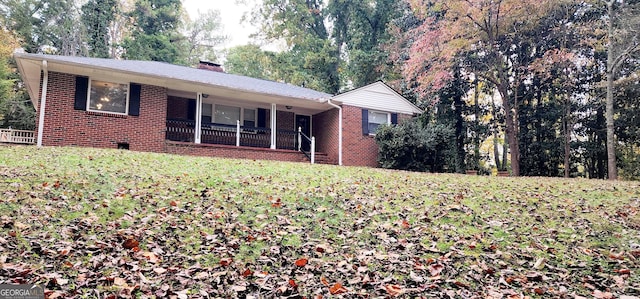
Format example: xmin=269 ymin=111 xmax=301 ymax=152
xmin=384 ymin=284 xmax=404 ymax=297
xmin=329 ymin=283 xmax=348 ymax=295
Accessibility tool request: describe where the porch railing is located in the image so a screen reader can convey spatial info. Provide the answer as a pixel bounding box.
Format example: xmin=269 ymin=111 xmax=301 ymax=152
xmin=165 ymin=119 xmax=297 ymax=150
xmin=0 ymin=128 xmax=36 ymax=144
xmin=297 ymin=127 xmax=315 ymax=164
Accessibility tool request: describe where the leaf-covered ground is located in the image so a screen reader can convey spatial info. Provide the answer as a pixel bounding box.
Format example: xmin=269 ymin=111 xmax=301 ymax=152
xmin=1 ymin=145 xmax=639 ymax=298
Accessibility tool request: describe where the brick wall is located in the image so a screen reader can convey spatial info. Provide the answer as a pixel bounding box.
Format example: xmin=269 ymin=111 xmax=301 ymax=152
xmin=167 ymin=96 xmax=190 ymax=119
xmin=313 ymin=108 xmax=339 ymax=164
xmin=38 ymin=72 xmax=167 ymax=152
xmin=341 ymin=105 xmax=414 ymax=168
xmin=342 ymin=105 xmax=378 ymax=167
xmin=165 ymin=141 xmax=307 ymax=163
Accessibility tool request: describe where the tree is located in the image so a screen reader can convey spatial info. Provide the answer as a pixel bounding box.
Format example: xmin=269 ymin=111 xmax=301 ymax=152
xmin=404 ymin=0 xmax=567 ymax=176
xmin=249 ymin=0 xmax=340 ymax=93
xmin=81 ymin=0 xmax=119 ymax=58
xmin=0 ymin=0 xmax=86 ymax=55
xmin=327 ymin=0 xmax=401 ymax=88
xmin=603 ymin=0 xmax=640 ymax=180
xmin=182 ymin=9 xmax=227 ymax=66
xmin=122 ymin=0 xmax=183 ymax=63
xmin=0 ymin=29 xmax=34 ymax=129
xmin=225 ymin=45 xmax=274 ymax=80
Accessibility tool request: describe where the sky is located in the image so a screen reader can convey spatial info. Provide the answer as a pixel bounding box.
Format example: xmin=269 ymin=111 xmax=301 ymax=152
xmin=181 ymin=1 xmax=257 ymax=48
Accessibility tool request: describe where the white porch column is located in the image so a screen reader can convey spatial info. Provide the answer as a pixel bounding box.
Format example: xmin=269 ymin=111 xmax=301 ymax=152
xmin=195 ymin=92 xmax=203 ymax=144
xmin=270 ymin=103 xmax=277 ymax=149
xmin=36 ymin=60 xmax=48 ymax=147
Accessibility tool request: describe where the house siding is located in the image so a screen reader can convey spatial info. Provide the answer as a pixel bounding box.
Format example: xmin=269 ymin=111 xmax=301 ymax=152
xmin=38 ymin=72 xmax=167 ymax=152
xmin=333 ymin=82 xmax=421 ymax=115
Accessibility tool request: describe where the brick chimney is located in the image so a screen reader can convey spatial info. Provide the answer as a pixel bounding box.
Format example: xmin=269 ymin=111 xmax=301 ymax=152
xmin=198 ymin=60 xmax=224 ymax=72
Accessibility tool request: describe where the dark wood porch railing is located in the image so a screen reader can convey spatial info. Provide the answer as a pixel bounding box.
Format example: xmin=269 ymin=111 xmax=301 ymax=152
xmin=166 ymin=119 xmax=297 ymax=150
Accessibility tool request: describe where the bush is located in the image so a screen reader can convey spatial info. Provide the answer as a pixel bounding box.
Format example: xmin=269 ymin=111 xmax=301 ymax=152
xmin=375 ymin=119 xmax=454 ymax=172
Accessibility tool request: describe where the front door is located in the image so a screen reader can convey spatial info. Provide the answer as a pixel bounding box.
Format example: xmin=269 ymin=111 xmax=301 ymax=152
xmin=295 ymin=115 xmax=311 ymax=151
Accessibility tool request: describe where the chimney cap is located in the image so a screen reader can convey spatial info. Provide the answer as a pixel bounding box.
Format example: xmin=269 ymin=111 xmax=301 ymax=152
xmin=198 ymin=60 xmax=224 ymax=72
xmin=199 ymin=60 xmax=222 ymax=67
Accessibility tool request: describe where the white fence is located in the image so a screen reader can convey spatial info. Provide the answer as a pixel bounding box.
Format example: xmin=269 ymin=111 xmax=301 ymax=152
xmin=0 ymin=129 xmax=36 ymax=144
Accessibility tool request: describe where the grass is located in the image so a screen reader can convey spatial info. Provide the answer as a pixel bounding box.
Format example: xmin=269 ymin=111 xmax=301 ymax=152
xmin=0 ymin=144 xmax=639 ymax=298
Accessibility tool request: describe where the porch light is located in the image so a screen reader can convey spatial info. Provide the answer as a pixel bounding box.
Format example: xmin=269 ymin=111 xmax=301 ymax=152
xmin=285 ymin=106 xmax=292 ymax=110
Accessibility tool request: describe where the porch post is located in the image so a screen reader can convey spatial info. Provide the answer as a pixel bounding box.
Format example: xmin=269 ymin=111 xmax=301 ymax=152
xmin=195 ymin=92 xmax=203 ymax=144
xmin=270 ymin=103 xmax=277 ymax=149
xmin=36 ymin=60 xmax=48 ymax=147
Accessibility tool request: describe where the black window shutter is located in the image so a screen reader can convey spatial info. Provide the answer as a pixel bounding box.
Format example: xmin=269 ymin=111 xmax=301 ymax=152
xmin=257 ymin=108 xmax=267 ymax=128
xmin=128 ymin=83 xmax=141 ymax=116
xmin=187 ymin=99 xmax=196 ymax=120
xmin=391 ymin=113 xmax=398 ymax=125
xmin=74 ymin=76 xmax=89 ymax=110
xmin=362 ymin=109 xmax=369 ymax=135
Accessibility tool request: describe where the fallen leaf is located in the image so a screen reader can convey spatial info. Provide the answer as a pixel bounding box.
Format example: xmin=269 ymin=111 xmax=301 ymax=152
xmin=329 ymin=283 xmax=348 ymax=295
xmin=122 ymin=238 xmax=139 ymax=250
xmin=295 ymin=258 xmax=308 ymax=267
xmin=220 ymin=258 xmax=232 ymax=267
xmin=289 ymin=279 xmax=298 ymax=288
xmin=142 ymin=251 xmax=160 ymax=263
xmin=384 ymin=284 xmax=404 ymax=297
xmin=242 ymin=269 xmax=253 ymax=277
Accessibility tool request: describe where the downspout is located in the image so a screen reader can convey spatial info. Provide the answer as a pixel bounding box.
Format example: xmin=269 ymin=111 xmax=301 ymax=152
xmin=327 ymin=99 xmax=342 ymax=166
xmin=36 ymin=60 xmax=48 ymax=147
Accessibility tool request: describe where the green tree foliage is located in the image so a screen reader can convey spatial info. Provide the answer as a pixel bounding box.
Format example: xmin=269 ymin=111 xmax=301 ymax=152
xmin=122 ymin=0 xmax=183 ymax=63
xmin=182 ymin=10 xmax=227 ymax=66
xmin=0 ymin=29 xmax=34 ymax=129
xmin=327 ymin=0 xmax=401 ymax=88
xmin=225 ymin=45 xmax=274 ymax=80
xmin=81 ymin=0 xmax=119 ymax=58
xmin=250 ymin=0 xmax=339 ymax=93
xmin=0 ymin=0 xmax=86 ymax=55
xmin=375 ymin=119 xmax=454 ymax=172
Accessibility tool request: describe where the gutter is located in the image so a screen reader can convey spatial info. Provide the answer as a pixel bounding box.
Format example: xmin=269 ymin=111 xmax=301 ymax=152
xmin=37 ymin=60 xmax=48 ymax=147
xmin=326 ymin=98 xmax=343 ymax=166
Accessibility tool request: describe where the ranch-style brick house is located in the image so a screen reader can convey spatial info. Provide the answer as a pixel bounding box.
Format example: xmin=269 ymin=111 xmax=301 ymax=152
xmin=14 ymin=53 xmax=422 ymax=167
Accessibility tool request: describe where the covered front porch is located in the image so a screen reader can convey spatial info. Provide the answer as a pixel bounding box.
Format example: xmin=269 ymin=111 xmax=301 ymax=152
xmin=163 ymin=88 xmax=326 ymax=163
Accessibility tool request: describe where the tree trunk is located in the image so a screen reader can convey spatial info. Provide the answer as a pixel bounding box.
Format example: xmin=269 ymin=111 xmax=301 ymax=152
xmin=564 ymin=98 xmax=571 ymax=178
xmin=497 ymin=83 xmax=519 ymax=176
xmin=606 ymin=0 xmax=618 ymax=180
xmin=473 ymin=79 xmax=481 ymax=170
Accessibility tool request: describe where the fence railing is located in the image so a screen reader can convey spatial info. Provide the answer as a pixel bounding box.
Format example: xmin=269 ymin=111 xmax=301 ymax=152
xmin=166 ymin=119 xmax=298 ymax=150
xmin=0 ymin=129 xmax=35 ymax=144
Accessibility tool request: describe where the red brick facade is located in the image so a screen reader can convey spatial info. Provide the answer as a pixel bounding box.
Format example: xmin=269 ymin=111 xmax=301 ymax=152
xmin=36 ymin=72 xmax=413 ymax=167
xmin=312 ymin=108 xmax=340 ymax=165
xmin=38 ymin=72 xmax=167 ymax=152
xmin=165 ymin=141 xmax=307 ymax=162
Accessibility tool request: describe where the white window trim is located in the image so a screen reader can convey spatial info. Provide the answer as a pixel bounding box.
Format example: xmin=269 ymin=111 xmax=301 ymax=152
xmin=86 ymin=78 xmax=130 ymax=116
xmin=368 ymin=110 xmax=391 ymax=136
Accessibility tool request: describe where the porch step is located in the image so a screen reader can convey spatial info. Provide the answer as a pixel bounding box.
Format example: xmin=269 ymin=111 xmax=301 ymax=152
xmin=304 ymin=151 xmax=337 ymax=165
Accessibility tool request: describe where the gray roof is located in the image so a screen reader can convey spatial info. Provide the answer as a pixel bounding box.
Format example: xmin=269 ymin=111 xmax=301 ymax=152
xmin=15 ymin=53 xmax=333 ymax=101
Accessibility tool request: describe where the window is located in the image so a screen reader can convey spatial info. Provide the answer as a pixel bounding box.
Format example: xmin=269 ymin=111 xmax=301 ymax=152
xmin=368 ymin=110 xmax=389 ymax=134
xmin=88 ymin=80 xmax=129 ymax=114
xmin=202 ymin=103 xmax=212 ymax=124
xmin=244 ymin=109 xmax=256 ymax=127
xmin=214 ymin=105 xmax=241 ymax=125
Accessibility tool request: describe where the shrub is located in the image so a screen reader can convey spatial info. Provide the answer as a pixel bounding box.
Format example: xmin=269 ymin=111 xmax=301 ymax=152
xmin=375 ymin=119 xmax=454 ymax=172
